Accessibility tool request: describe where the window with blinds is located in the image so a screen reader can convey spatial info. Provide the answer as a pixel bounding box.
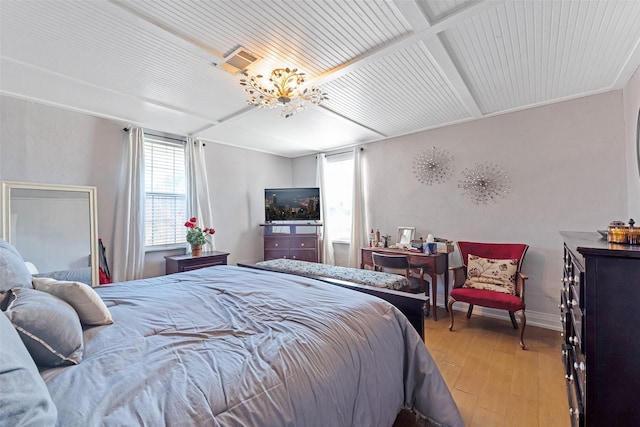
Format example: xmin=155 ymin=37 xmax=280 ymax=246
xmin=144 ymin=134 xmax=187 ymax=248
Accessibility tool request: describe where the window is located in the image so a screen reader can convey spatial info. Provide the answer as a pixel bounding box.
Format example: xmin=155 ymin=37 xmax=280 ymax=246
xmin=144 ymin=134 xmax=187 ymax=248
xmin=324 ymin=152 xmax=354 ymax=242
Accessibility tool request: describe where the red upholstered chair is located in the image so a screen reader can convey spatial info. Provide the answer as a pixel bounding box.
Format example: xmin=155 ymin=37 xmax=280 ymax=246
xmin=447 ymin=241 xmax=529 ymax=349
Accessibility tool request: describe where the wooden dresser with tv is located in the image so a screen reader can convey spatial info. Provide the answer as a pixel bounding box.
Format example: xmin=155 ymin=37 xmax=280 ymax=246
xmin=559 ymin=231 xmax=640 ymax=426
xmin=261 ymin=223 xmax=322 ymax=263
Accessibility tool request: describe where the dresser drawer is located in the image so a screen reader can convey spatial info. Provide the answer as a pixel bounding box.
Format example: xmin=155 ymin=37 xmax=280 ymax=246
xmin=563 ymin=344 xmax=584 ymax=427
xmin=264 ymin=249 xmax=290 ymax=260
xmin=264 ymin=237 xmax=290 ymax=250
xmin=289 ymin=249 xmax=317 ymax=262
xmin=290 ymin=236 xmax=317 ymax=249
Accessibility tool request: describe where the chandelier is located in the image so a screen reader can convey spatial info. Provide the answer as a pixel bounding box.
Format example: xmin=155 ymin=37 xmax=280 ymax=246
xmin=239 ymin=68 xmax=328 ymax=118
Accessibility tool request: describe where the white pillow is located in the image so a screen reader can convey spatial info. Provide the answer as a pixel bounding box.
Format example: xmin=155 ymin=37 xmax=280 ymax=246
xmin=32 ymin=277 xmax=113 ymax=326
xmin=463 ymin=254 xmax=518 ymax=295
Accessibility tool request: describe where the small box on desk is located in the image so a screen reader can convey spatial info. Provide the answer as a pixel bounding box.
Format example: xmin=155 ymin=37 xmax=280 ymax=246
xmin=435 ymin=238 xmax=454 ymax=253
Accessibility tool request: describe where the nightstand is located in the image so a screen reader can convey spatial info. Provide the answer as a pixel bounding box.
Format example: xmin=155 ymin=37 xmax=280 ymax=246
xmin=165 ymin=251 xmax=230 ymax=274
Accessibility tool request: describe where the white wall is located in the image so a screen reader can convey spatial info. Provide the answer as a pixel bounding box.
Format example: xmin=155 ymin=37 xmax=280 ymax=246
xmin=294 ymin=90 xmax=629 ymax=329
xmin=0 ymin=95 xmax=292 ymax=278
xmin=624 ymin=68 xmax=640 ymax=216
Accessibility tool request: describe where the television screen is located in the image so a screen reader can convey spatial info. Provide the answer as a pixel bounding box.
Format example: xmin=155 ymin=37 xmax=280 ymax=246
xmin=265 ymin=187 xmax=321 ymax=222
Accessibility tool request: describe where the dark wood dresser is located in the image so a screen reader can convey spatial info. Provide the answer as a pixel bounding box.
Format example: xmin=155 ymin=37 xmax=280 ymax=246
xmin=560 ymin=231 xmax=640 ymax=426
xmin=165 ymin=251 xmax=229 ymax=274
xmin=261 ymin=223 xmax=321 ymax=263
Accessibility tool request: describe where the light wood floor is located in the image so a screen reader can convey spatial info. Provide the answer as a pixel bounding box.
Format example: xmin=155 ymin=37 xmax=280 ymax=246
xmin=423 ymin=307 xmax=569 ymax=427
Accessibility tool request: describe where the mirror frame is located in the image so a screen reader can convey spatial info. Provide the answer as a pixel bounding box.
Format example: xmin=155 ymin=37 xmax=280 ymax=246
xmin=636 ymin=108 xmax=640 ymax=178
xmin=396 ymin=226 xmax=416 ymax=247
xmin=1 ymin=181 xmax=99 ymax=286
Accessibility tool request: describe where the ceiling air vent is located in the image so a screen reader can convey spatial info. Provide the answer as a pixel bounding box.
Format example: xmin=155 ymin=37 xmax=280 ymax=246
xmin=216 ymin=47 xmax=260 ymax=74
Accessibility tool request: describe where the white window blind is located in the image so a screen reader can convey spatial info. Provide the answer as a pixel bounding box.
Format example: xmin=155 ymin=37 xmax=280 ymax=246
xmin=144 ymin=134 xmax=187 ymax=247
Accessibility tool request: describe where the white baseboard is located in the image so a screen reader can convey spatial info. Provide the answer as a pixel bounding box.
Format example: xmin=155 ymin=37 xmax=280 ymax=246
xmin=440 ymin=296 xmax=563 ymax=332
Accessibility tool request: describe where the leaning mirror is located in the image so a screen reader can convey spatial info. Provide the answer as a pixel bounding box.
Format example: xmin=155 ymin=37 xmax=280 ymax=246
xmin=396 ymin=226 xmax=416 ymax=247
xmin=1 ymin=181 xmax=98 ymax=286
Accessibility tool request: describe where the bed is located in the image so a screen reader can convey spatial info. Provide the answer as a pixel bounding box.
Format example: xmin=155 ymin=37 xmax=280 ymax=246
xmin=2 ymin=246 xmax=463 ymax=426
xmin=244 ymin=259 xmax=429 ymax=338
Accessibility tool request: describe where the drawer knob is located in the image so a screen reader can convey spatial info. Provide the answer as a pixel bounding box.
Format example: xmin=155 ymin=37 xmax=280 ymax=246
xmin=274 ymin=243 xmax=279 ymax=247
xmin=300 ymin=243 xmax=305 ymax=247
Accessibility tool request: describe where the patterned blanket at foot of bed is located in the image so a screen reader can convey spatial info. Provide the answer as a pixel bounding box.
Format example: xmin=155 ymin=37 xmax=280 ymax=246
xmin=255 ymin=259 xmax=408 ymax=290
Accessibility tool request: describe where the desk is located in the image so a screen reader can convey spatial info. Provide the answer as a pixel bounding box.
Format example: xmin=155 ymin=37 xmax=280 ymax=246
xmin=361 ymin=247 xmax=449 ymax=320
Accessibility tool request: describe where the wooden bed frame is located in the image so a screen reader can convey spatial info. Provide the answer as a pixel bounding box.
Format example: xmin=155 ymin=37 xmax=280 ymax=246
xmin=238 ymin=263 xmax=427 ymax=339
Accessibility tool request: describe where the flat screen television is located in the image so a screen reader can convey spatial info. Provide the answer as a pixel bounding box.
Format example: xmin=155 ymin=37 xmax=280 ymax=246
xmin=264 ymin=187 xmax=321 ymax=222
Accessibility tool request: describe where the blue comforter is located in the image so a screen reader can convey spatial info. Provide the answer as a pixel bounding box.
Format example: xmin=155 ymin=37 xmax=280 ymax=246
xmin=41 ymin=266 xmax=462 ymax=426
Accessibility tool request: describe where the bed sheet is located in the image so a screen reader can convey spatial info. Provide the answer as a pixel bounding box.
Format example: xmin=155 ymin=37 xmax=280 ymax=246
xmin=41 ymin=265 xmax=462 ymax=427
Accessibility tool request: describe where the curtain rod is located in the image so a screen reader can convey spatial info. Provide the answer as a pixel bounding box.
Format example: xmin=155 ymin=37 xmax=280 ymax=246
xmin=122 ymin=128 xmax=203 ymax=145
xmin=325 ymin=147 xmax=364 ymax=158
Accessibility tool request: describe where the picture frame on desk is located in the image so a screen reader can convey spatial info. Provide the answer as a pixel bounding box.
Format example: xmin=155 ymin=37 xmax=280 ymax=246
xmin=397 ymin=227 xmax=415 ymax=247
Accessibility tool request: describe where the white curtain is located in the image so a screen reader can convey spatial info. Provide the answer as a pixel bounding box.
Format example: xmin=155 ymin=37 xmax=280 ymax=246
xmin=112 ymin=127 xmax=146 ymax=282
xmin=316 ymin=153 xmax=335 ymax=265
xmin=348 ymin=147 xmax=367 ymax=268
xmin=186 ymin=137 xmax=215 ymax=253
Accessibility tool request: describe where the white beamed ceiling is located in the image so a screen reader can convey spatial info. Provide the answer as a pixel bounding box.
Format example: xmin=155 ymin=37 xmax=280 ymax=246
xmin=1 ymin=0 xmax=639 ymax=158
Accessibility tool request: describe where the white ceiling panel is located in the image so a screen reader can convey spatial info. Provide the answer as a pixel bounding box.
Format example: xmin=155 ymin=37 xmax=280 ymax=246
xmin=322 ymin=41 xmax=471 ymax=136
xmin=118 ymin=0 xmax=412 ymax=76
xmin=441 ymin=0 xmax=640 ymax=114
xmin=0 ymin=58 xmax=214 ymax=136
xmin=416 ymin=0 xmax=478 ymax=24
xmin=1 ymin=0 xmax=639 ymax=157
xmin=200 ymin=106 xmax=381 ymax=158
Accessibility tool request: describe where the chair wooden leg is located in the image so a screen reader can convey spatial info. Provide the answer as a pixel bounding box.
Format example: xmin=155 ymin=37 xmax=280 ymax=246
xmin=466 ymin=304 xmax=474 ymax=319
xmin=516 ymin=309 xmax=526 ymax=350
xmin=447 ymin=297 xmax=455 ymax=331
xmin=508 ymin=311 xmax=518 ymax=329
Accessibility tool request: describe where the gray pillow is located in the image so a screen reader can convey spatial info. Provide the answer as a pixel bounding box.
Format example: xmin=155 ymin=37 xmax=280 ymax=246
xmin=32 ymin=277 xmax=113 ymax=326
xmin=0 ymin=238 xmax=32 ymax=292
xmin=0 ymin=311 xmax=57 ymax=426
xmin=4 ymin=288 xmax=84 ymax=367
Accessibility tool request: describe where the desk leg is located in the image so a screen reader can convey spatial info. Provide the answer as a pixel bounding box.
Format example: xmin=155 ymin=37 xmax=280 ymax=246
xmin=430 ymin=271 xmax=438 ymax=321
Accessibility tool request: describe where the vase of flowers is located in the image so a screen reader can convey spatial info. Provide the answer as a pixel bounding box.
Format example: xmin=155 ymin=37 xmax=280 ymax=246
xmin=184 ymin=217 xmax=215 ymax=256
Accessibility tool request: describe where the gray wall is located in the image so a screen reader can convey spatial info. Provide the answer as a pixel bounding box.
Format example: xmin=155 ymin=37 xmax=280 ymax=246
xmin=0 ymin=95 xmax=292 ymax=277
xmin=293 ymin=88 xmax=634 ymax=330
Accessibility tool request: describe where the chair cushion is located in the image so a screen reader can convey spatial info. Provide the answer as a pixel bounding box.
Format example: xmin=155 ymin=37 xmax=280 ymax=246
xmin=450 ymin=287 xmax=525 ymax=312
xmin=463 ymin=254 xmax=518 ymax=294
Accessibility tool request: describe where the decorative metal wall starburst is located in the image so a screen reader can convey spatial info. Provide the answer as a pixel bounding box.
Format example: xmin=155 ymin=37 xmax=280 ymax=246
xmin=458 ymin=162 xmax=510 ymax=204
xmin=412 ymin=146 xmax=454 ymax=185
